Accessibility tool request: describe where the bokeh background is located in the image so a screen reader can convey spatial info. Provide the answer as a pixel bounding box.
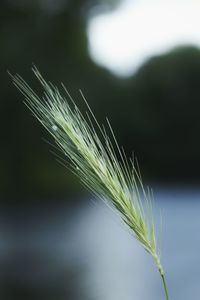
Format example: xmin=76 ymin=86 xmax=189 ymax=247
xmin=1 ymin=0 xmax=200 ymax=299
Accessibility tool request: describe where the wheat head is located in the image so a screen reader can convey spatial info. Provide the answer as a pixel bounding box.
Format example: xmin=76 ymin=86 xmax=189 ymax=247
xmin=11 ymin=67 xmax=169 ymax=298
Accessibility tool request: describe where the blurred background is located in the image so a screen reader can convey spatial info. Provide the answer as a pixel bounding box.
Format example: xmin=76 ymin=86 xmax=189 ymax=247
xmin=1 ymin=0 xmax=200 ymax=299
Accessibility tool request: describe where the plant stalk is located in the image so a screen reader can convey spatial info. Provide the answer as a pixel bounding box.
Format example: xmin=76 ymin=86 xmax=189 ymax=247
xmin=160 ymin=271 xmax=169 ymax=300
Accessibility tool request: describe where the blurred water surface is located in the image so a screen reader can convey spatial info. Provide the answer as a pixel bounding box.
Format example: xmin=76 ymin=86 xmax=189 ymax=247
xmin=1 ymin=188 xmax=200 ymax=300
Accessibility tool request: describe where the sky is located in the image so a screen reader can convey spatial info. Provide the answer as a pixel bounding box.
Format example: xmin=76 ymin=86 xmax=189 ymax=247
xmin=87 ymin=0 xmax=200 ymax=77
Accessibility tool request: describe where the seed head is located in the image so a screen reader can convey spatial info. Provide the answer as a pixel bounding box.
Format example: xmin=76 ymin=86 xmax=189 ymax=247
xmin=11 ymin=67 xmax=164 ymax=274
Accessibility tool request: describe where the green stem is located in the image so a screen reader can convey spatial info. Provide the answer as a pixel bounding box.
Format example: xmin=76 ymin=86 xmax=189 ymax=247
xmin=160 ymin=272 xmax=169 ymax=300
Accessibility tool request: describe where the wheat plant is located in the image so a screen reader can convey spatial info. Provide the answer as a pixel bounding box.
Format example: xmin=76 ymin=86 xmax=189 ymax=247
xmin=11 ymin=67 xmax=169 ymax=300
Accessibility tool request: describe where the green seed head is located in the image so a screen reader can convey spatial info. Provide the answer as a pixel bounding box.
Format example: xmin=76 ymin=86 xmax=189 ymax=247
xmin=11 ymin=67 xmax=163 ymax=272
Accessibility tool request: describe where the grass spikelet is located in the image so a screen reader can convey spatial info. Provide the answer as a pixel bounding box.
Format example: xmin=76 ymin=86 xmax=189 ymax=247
xmin=11 ymin=67 xmax=169 ymax=300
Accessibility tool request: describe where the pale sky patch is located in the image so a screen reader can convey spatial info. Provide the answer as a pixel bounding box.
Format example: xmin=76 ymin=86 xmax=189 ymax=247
xmin=87 ymin=0 xmax=200 ymax=77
